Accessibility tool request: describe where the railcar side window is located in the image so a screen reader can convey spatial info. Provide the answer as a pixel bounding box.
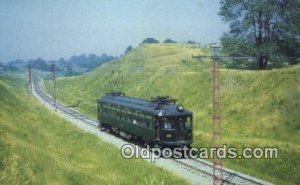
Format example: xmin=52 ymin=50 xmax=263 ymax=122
xmin=142 ymin=121 xmax=146 ymax=127
xmin=185 ymin=117 xmax=192 ymax=128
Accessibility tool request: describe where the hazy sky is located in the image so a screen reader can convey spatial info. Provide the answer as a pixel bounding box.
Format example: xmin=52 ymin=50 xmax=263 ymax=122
xmin=0 ymin=0 xmax=228 ymax=62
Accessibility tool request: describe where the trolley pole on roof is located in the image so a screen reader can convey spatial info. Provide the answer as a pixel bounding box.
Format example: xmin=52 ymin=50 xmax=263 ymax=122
xmin=28 ymin=65 xmax=32 ymax=95
xmin=51 ymin=63 xmax=57 ymax=111
xmin=108 ymin=70 xmax=125 ymax=93
xmin=192 ymin=45 xmax=224 ymax=185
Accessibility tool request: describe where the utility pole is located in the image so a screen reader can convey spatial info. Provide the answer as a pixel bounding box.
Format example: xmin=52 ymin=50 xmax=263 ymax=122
xmin=211 ymin=46 xmax=223 ymax=185
xmin=51 ymin=63 xmax=57 ymax=111
xmin=28 ymin=65 xmax=32 ymax=94
xmin=192 ymin=46 xmax=257 ymax=185
xmin=192 ymin=45 xmax=224 ymax=185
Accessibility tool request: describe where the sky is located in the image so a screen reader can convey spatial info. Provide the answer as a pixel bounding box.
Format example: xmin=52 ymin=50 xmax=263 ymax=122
xmin=0 ymin=0 xmax=228 ymax=62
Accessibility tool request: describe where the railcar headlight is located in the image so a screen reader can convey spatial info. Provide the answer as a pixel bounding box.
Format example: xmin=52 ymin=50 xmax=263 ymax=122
xmin=177 ymin=105 xmax=183 ymax=111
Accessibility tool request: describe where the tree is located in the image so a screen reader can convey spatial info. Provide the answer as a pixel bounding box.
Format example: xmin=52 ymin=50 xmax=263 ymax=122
xmin=29 ymin=58 xmax=49 ymax=71
xmin=163 ymin=39 xmax=177 ymax=43
xmin=187 ymin=40 xmax=196 ymax=44
xmin=125 ymin=45 xmax=133 ymax=54
xmin=142 ymin=38 xmax=159 ymax=44
xmin=219 ymin=0 xmax=300 ymax=69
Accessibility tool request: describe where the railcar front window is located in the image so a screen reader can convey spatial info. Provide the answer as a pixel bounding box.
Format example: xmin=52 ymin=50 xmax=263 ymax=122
xmin=163 ymin=122 xmax=173 ymax=129
xmin=162 ymin=117 xmax=175 ymax=129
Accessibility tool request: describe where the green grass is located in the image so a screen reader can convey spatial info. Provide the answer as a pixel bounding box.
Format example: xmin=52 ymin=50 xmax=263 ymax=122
xmin=0 ymin=76 xmax=189 ymax=185
xmin=47 ymin=43 xmax=300 ymax=185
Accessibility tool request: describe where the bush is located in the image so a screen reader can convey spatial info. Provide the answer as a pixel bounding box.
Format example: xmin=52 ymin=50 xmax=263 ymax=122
xmin=142 ymin=38 xmax=159 ymax=44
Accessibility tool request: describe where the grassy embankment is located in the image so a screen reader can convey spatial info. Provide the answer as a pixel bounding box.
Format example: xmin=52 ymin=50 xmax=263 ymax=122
xmin=47 ymin=43 xmax=300 ymax=185
xmin=0 ymin=76 xmax=188 ymax=185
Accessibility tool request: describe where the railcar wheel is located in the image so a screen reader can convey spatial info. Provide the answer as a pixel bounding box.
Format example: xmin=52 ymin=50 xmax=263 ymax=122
xmin=98 ymin=122 xmax=103 ymax=130
xmin=151 ymin=144 xmax=162 ymax=156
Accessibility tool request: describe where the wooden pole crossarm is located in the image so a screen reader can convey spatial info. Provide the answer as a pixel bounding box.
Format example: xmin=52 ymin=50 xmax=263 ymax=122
xmin=192 ymin=54 xmax=257 ymax=60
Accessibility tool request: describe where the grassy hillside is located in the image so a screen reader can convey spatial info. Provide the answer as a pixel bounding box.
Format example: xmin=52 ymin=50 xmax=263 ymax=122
xmin=47 ymin=43 xmax=300 ymax=185
xmin=0 ymin=76 xmax=188 ymax=185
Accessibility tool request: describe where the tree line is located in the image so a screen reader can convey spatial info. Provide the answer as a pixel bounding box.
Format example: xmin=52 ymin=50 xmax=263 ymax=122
xmin=1 ymin=53 xmax=116 ymax=76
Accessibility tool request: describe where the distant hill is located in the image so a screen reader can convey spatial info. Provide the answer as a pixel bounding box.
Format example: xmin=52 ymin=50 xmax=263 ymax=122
xmin=2 ymin=53 xmax=116 ymax=76
xmin=65 ymin=53 xmax=116 ymax=75
xmin=47 ymin=43 xmax=300 ymax=185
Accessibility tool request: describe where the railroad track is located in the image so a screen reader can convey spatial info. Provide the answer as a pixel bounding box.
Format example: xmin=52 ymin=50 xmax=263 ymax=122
xmin=173 ymin=158 xmax=270 ymax=185
xmin=32 ymin=78 xmax=272 ymax=185
xmin=33 ymin=79 xmax=98 ymax=128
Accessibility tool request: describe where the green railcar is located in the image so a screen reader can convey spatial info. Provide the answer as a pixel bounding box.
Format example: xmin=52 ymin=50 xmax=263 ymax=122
xmin=97 ymin=92 xmax=193 ymax=147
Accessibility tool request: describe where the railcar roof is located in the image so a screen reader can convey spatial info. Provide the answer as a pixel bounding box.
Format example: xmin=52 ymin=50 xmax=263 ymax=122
xmin=98 ymin=94 xmax=192 ymax=116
